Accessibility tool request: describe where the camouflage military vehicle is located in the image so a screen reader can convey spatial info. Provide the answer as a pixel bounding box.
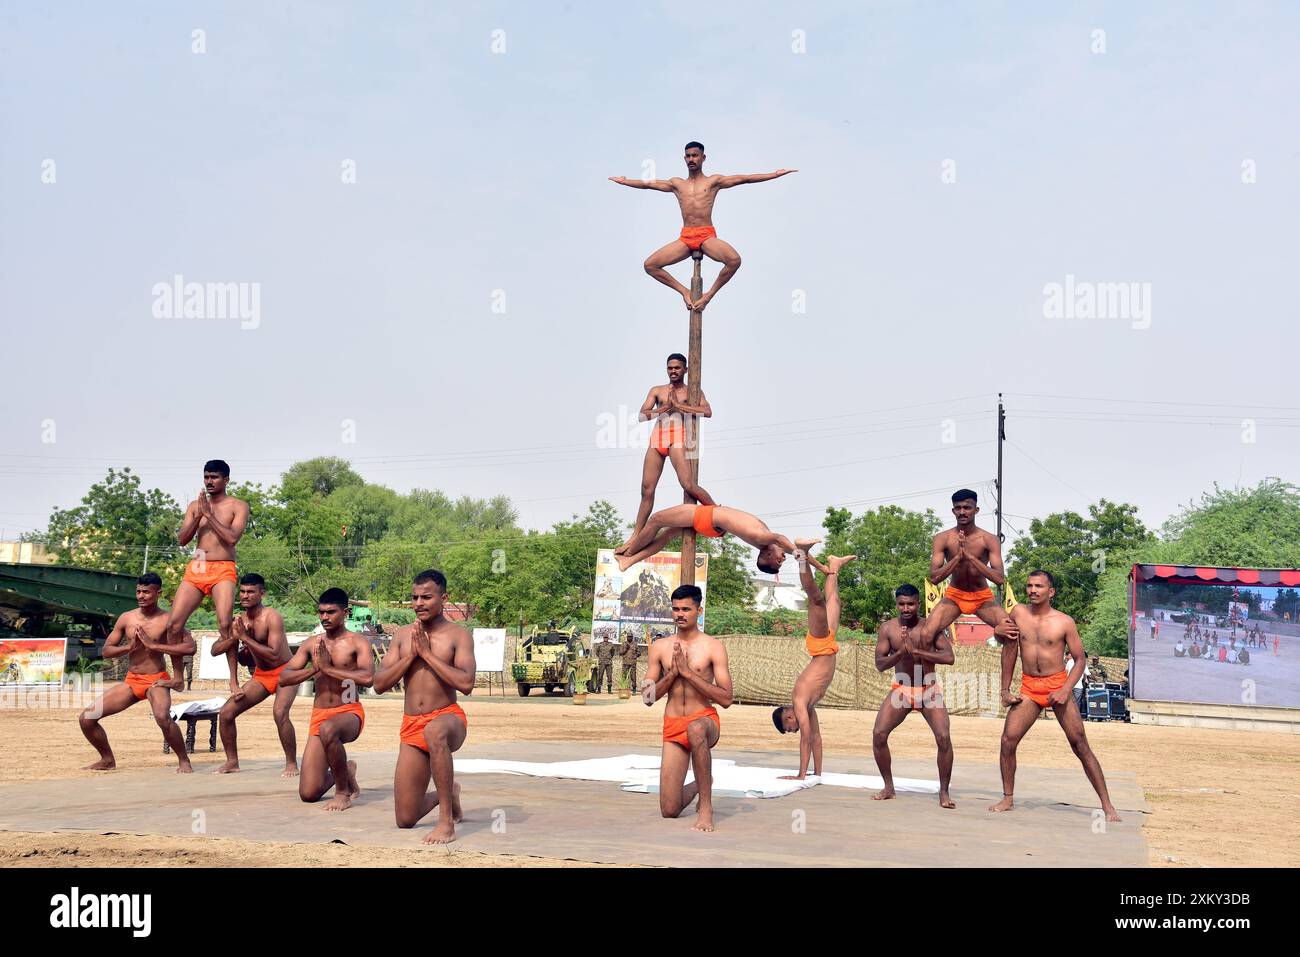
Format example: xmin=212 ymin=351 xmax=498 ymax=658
xmin=511 ymin=625 xmax=593 ymax=696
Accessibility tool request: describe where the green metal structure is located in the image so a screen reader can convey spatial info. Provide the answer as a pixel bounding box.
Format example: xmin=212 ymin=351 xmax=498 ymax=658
xmin=0 ymin=563 xmax=139 ymax=661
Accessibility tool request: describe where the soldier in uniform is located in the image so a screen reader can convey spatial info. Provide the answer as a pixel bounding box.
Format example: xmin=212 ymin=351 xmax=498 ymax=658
xmin=621 ymin=635 xmax=640 ymax=690
xmin=593 ymin=637 xmax=617 ymax=693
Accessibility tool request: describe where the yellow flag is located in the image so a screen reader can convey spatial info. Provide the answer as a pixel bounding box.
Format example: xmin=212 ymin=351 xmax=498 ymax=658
xmin=1003 ymin=581 xmax=1019 ymax=612
xmin=925 ymin=580 xmax=944 ymax=616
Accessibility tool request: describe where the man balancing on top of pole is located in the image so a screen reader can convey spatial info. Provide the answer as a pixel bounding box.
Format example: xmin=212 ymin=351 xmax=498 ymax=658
xmin=614 ymin=502 xmax=796 ymax=575
xmin=615 ymin=352 xmax=716 ymax=555
xmin=609 ymin=141 xmax=796 ymax=312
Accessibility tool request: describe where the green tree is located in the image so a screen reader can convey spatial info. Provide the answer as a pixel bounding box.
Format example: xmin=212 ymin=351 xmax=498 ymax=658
xmin=280 ymin=457 xmax=364 ymax=497
xmin=225 ymin=480 xmax=297 ymax=595
xmin=697 ymin=534 xmax=755 ymax=610
xmin=1006 ymin=499 xmax=1151 ymax=623
xmin=329 ymin=483 xmax=401 ymax=566
xmin=444 ymin=501 xmax=624 ymax=626
xmin=821 ymin=504 xmax=941 ymax=628
xmin=1084 ymin=480 xmax=1300 ymax=656
xmin=34 ymin=468 xmax=181 ymax=575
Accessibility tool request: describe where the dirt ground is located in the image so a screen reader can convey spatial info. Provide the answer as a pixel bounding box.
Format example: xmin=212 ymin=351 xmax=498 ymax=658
xmin=1 ymin=686 xmax=1296 ymax=867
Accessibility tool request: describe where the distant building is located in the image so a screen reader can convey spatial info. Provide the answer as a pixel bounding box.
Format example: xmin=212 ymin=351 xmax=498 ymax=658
xmin=752 ymin=580 xmax=806 ymax=613
xmin=952 ymin=616 xmax=994 ymax=645
xmin=0 ymin=542 xmax=57 ymax=565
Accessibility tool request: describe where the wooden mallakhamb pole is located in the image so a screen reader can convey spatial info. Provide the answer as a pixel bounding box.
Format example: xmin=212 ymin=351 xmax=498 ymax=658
xmin=679 ymin=250 xmax=704 ymax=586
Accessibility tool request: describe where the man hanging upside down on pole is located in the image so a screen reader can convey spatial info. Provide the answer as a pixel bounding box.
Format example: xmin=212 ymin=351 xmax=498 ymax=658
xmin=772 ymin=542 xmax=855 ymax=780
xmin=614 ymin=503 xmax=795 ymax=575
xmin=989 ymin=570 xmax=1121 ymax=822
xmin=616 ymin=352 xmax=716 ymax=552
xmin=643 ymin=584 xmax=733 ymax=832
xmin=609 ymin=141 xmax=796 ymax=312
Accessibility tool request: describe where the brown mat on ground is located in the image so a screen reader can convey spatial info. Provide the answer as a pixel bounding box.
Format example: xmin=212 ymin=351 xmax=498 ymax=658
xmin=0 ymin=741 xmax=1147 ymax=867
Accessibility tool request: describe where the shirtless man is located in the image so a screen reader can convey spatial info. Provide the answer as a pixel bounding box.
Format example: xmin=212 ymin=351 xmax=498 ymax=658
xmin=871 ymin=583 xmax=1014 ymax=807
xmin=210 ymin=573 xmax=298 ymax=776
xmin=78 ymin=573 xmax=195 ymax=772
xmin=610 ymin=141 xmax=796 ymax=312
xmin=374 ymin=569 xmax=475 ymax=845
xmin=771 ymin=543 xmax=855 ymax=780
xmin=643 ymin=584 xmax=734 ymax=832
xmin=280 ymin=588 xmax=374 ymax=811
xmin=989 ymin=570 xmax=1121 ymax=822
xmin=926 ymin=489 xmax=1015 ymax=640
xmin=615 ymin=503 xmax=794 ymax=575
xmin=166 ymin=460 xmax=250 ymax=692
xmin=616 ymin=352 xmax=716 ymax=550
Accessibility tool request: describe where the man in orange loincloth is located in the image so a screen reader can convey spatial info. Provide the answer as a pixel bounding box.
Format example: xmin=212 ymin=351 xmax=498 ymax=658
xmin=989 ymin=570 xmax=1121 ymax=822
xmin=210 ymin=573 xmax=298 ymax=776
xmin=280 ymin=588 xmax=374 ymax=812
xmin=772 ymin=543 xmax=855 ymax=781
xmin=925 ymin=488 xmax=1016 ymax=643
xmin=78 ymin=573 xmax=195 ymax=772
xmin=643 ymin=585 xmax=733 ymax=832
xmin=374 ymin=569 xmax=476 ymax=845
xmin=609 ymin=141 xmax=796 ymax=312
xmin=614 ymin=502 xmax=795 ymax=575
xmin=164 ymin=459 xmax=250 ymax=693
xmin=616 ymin=352 xmax=717 ymax=551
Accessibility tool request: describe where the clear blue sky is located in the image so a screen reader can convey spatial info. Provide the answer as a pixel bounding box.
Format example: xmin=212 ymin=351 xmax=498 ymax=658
xmin=2 ymin=1 xmax=1297 ymax=556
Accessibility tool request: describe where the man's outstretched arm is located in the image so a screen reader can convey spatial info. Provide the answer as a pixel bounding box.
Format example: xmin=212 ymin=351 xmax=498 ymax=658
xmin=716 ymin=169 xmax=797 ymax=188
xmin=609 ymin=176 xmax=673 ymax=191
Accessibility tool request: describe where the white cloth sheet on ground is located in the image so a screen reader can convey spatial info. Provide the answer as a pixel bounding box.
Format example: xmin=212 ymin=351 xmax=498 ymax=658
xmin=455 ymin=754 xmax=937 ymax=798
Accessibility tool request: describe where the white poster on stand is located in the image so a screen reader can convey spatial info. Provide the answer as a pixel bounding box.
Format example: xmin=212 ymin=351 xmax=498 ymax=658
xmin=197 ymin=635 xmax=230 ymax=680
xmin=473 ymin=628 xmax=506 ymax=672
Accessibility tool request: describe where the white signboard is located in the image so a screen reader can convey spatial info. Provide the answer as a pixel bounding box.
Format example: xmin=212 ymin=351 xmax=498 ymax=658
xmin=473 ymin=628 xmax=506 ymax=672
xmin=197 ymin=635 xmax=230 ymax=680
